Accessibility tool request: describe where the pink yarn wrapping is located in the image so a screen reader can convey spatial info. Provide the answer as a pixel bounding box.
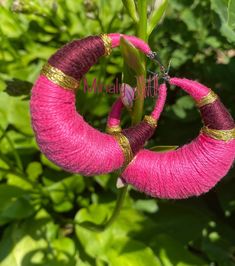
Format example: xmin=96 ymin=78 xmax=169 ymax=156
xmin=31 ymin=76 xmax=124 ymax=175
xmin=108 ymin=33 xmax=151 ymax=55
xmin=170 ymin=77 xmax=210 ymax=100
xmin=107 ymin=99 xmax=123 ymax=127
xmin=30 ymin=33 xmax=235 ymax=199
xmin=122 ymin=134 xmax=235 ymax=199
xmin=121 ymin=78 xmax=235 ymax=199
xmin=151 ymin=83 xmax=167 ymax=120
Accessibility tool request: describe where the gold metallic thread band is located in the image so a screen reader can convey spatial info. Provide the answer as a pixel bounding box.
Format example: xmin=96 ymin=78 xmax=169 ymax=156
xmin=100 ymin=34 xmax=112 ymax=56
xmin=196 ymin=90 xmax=218 ymax=108
xmin=201 ymin=126 xmax=235 ymax=141
xmin=113 ymin=133 xmax=133 ymax=167
xmin=106 ymin=125 xmax=122 ymax=134
xmin=143 ymin=115 xmax=158 ymax=128
xmin=41 ymin=63 xmax=80 ymax=90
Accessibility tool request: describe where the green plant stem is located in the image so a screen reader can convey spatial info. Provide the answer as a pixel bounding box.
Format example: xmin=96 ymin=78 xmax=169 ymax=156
xmin=0 ymin=126 xmax=23 ymax=171
xmin=91 ymin=0 xmax=148 ymax=231
xmin=132 ymin=0 xmax=147 ymax=125
xmin=103 ymin=186 xmax=128 ymax=228
xmin=137 ymin=0 xmax=148 ymax=42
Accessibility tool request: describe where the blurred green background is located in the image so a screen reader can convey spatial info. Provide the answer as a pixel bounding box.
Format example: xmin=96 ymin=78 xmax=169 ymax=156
xmin=0 ymin=0 xmax=235 ymax=265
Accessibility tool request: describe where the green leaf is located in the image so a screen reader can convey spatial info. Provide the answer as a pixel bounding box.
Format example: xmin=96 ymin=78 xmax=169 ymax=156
xmin=150 ymin=145 xmax=179 ymax=152
xmin=180 ymin=8 xmax=199 ymax=31
xmin=107 ymin=238 xmax=161 ymax=266
xmin=94 ymin=174 xmax=111 ymax=189
xmin=75 ymin=206 xmax=162 ymax=265
xmin=148 ymin=200 xmax=211 ymax=245
xmin=150 ymin=234 xmax=207 ymax=266
xmin=120 ymin=37 xmax=145 ymax=76
xmin=40 ymin=154 xmax=61 ymax=171
xmin=6 ymin=130 xmax=37 ymax=151
xmin=172 ymin=95 xmax=195 ymax=119
xmin=75 ymin=204 xmax=113 ymax=258
xmin=0 ymin=210 xmax=78 ymax=266
xmin=75 ymin=203 xmax=147 ymax=259
xmin=46 ymin=175 xmax=85 ymax=212
xmin=26 ymin=162 xmax=43 ymax=181
xmin=148 ymin=0 xmax=168 ymax=36
xmin=122 ymin=0 xmax=139 ymax=23
xmin=0 ymin=215 xmax=48 ymax=266
xmin=7 ymin=174 xmax=33 ymax=190
xmin=0 ymin=184 xmax=35 ymax=225
xmin=51 ymin=237 xmax=76 ymax=258
xmin=217 ymin=179 xmax=235 ymax=215
xmin=200 ymin=217 xmax=235 ymax=265
xmin=0 ymin=91 xmax=33 ymax=135
xmin=210 ymin=0 xmax=235 ymax=42
xmin=228 ymin=0 xmax=235 ymax=28
xmin=0 ymin=7 xmax=23 ymax=38
xmin=134 ymin=199 xmax=158 ymax=213
xmin=4 ymin=79 xmax=32 ymax=97
xmin=0 ymin=157 xmax=10 ymax=178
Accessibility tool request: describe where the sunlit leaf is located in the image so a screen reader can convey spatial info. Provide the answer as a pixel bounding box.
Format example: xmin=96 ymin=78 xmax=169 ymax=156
xmin=150 ymin=145 xmax=178 ymax=152
xmin=210 ymin=0 xmax=235 ymax=42
xmin=122 ymin=0 xmax=139 ymax=23
xmin=26 ymin=162 xmax=43 ymax=181
xmin=4 ymin=79 xmax=32 ymax=97
xmin=0 ymin=184 xmax=35 ymax=225
xmin=148 ymin=0 xmax=168 ymax=35
xmin=120 ymin=37 xmax=145 ymax=76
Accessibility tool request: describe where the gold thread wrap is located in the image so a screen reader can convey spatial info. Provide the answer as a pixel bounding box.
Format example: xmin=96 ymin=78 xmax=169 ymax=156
xmin=143 ymin=115 xmax=158 ymax=128
xmin=201 ymin=126 xmax=235 ymax=141
xmin=106 ymin=125 xmax=122 ymax=134
xmin=100 ymin=34 xmax=112 ymax=56
xmin=113 ymin=133 xmax=133 ymax=168
xmin=196 ymin=90 xmax=218 ymax=108
xmin=41 ymin=63 xmax=80 ymax=90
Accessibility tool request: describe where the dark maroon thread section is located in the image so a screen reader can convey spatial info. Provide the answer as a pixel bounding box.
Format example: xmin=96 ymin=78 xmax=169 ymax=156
xmin=200 ymin=99 xmax=235 ymax=130
xmin=122 ymin=121 xmax=155 ymax=155
xmin=48 ymin=36 xmax=105 ymax=80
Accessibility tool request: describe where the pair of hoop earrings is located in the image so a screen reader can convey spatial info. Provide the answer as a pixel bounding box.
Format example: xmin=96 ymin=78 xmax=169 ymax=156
xmin=30 ymin=33 xmax=235 ymax=199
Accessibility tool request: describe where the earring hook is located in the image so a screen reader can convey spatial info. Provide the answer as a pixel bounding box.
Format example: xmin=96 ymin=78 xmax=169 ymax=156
xmin=147 ymin=51 xmax=170 ymax=82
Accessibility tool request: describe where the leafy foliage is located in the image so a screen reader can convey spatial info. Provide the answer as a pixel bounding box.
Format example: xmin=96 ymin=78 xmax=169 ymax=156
xmin=0 ymin=0 xmax=235 ymax=265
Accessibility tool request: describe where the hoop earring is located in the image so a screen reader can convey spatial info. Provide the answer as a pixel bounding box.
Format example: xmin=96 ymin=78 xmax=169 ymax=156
xmin=30 ymin=33 xmax=165 ymax=175
xmin=121 ymin=77 xmax=235 ymax=199
xmin=30 ymin=34 xmax=235 ymax=199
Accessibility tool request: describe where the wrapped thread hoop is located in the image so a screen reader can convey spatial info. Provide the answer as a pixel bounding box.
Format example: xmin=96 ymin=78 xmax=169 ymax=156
xmin=30 ymin=33 xmax=235 ymax=199
xmin=31 ymin=33 xmax=165 ymax=175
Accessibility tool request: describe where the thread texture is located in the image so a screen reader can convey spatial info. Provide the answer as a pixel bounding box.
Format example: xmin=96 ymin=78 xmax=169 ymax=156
xmin=122 ymin=134 xmax=235 ymax=198
xmin=49 ymin=36 xmax=105 ymax=80
xmin=200 ymin=100 xmax=234 ymax=129
xmin=107 ymin=99 xmax=123 ymax=127
xmin=31 ymin=76 xmax=124 ymax=175
xmin=109 ymin=33 xmax=151 ymax=54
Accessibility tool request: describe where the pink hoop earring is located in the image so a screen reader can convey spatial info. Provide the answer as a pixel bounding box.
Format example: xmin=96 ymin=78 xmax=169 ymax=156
xmin=30 ymin=33 xmax=235 ymax=199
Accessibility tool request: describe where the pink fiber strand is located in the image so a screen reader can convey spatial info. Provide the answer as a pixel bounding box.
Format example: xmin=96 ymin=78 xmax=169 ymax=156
xmin=108 ymin=33 xmax=151 ymax=55
xmin=151 ymin=83 xmax=167 ymax=120
xmin=170 ymin=77 xmax=210 ymax=101
xmin=107 ymin=99 xmax=123 ymax=127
